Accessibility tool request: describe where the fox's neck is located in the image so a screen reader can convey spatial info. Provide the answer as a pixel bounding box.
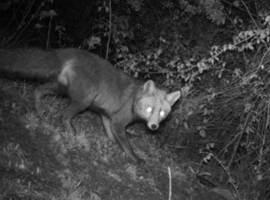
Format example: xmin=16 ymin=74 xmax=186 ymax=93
xmin=114 ymin=81 xmax=143 ymax=126
xmin=130 ymin=82 xmax=145 ymax=123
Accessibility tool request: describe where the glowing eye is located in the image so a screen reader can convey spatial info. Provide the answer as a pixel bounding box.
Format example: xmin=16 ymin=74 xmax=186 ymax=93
xmin=160 ymin=110 xmax=166 ymax=118
xmin=146 ymin=107 xmax=153 ymax=113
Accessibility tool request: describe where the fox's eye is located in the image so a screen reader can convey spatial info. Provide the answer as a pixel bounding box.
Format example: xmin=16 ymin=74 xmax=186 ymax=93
xmin=146 ymin=106 xmax=153 ymax=113
xmin=160 ymin=110 xmax=166 ymax=118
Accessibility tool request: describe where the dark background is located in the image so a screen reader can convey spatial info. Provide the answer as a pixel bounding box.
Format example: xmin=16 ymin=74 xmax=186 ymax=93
xmin=0 ymin=0 xmax=270 ymax=199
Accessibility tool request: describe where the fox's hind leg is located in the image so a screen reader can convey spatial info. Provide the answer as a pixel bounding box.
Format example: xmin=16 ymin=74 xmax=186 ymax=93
xmin=61 ymin=100 xmax=90 ymax=135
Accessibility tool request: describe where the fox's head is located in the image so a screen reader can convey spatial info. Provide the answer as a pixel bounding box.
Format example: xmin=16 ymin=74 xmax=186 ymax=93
xmin=134 ymin=80 xmax=180 ymax=131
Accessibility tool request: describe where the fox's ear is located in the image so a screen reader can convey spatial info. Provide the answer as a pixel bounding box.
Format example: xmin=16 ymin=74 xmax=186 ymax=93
xmin=166 ymin=91 xmax=181 ymax=106
xmin=143 ymin=80 xmax=156 ymax=93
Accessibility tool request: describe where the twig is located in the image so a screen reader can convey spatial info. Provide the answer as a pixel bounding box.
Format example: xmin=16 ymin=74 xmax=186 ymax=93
xmin=46 ymin=15 xmax=53 ymax=49
xmin=211 ymin=154 xmax=240 ymax=200
xmin=240 ymin=0 xmax=259 ymax=29
xmin=227 ymin=109 xmax=252 ymax=168
xmin=240 ymin=0 xmax=268 ymax=48
xmin=168 ymin=166 xmax=172 ymax=200
xmin=105 ymin=0 xmax=112 ymax=60
xmin=9 ymin=1 xmax=45 ymax=46
xmin=258 ymin=46 xmax=270 ymax=68
xmin=16 ymin=0 xmax=36 ymax=32
xmin=7 ymin=0 xmax=36 ymax=44
xmin=257 ymin=101 xmax=268 ymax=175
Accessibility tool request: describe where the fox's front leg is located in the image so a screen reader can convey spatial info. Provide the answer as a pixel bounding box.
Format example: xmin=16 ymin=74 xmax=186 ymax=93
xmin=101 ymin=115 xmax=116 ymax=142
xmin=110 ymin=120 xmax=144 ymax=164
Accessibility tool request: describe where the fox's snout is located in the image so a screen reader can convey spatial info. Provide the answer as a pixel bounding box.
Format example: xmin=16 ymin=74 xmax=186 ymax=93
xmin=147 ymin=122 xmax=159 ymax=131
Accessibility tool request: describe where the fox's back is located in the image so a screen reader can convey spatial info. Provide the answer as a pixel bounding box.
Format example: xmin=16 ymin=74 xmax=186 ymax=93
xmin=55 ymin=48 xmax=141 ymax=115
xmin=56 ymin=48 xmax=137 ymax=92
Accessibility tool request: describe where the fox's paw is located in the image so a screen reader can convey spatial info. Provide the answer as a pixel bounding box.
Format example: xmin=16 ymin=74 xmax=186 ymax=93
xmin=63 ymin=120 xmax=77 ymax=137
xmin=136 ymin=158 xmax=153 ymax=174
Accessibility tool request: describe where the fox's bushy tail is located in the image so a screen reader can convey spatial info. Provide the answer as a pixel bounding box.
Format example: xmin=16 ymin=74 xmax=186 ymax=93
xmin=0 ymin=48 xmax=61 ymax=82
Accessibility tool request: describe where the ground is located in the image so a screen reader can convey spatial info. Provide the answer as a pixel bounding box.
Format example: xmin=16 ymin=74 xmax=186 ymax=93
xmin=0 ymin=79 xmax=231 ymax=200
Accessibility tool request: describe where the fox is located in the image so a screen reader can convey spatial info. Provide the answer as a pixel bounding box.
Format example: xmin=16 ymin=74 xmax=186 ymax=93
xmin=0 ymin=48 xmax=181 ymax=163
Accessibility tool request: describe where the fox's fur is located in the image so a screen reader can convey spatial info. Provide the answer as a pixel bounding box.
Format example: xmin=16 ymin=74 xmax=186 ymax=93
xmin=0 ymin=48 xmax=181 ymax=163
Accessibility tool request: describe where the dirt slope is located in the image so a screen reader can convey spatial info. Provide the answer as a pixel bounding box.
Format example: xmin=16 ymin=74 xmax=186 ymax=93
xmin=0 ymin=79 xmax=229 ymax=200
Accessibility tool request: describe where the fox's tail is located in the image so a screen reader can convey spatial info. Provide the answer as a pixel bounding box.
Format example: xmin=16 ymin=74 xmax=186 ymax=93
xmin=0 ymin=48 xmax=61 ymax=82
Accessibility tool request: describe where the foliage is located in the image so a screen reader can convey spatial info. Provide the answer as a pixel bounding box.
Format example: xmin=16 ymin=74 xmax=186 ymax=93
xmin=180 ymin=13 xmax=270 ymax=199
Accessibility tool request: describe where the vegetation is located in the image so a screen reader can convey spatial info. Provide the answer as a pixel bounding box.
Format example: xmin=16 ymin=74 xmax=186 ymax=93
xmin=0 ymin=0 xmax=270 ymax=199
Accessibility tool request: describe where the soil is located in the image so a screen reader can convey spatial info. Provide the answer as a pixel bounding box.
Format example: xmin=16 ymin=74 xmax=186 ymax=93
xmin=0 ymin=79 xmax=231 ymax=200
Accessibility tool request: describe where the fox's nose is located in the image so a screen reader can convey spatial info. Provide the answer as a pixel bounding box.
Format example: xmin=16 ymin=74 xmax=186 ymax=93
xmin=149 ymin=123 xmax=158 ymax=131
